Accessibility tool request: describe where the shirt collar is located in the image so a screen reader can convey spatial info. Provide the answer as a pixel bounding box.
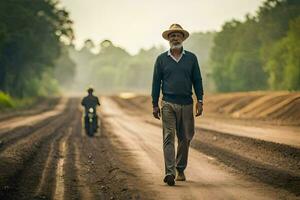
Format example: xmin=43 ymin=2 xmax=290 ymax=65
xmin=167 ymin=48 xmax=186 ymax=56
xmin=167 ymin=48 xmax=185 ymax=63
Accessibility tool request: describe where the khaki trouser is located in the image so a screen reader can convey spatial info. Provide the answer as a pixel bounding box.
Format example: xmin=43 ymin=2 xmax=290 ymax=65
xmin=161 ymin=100 xmax=195 ymax=177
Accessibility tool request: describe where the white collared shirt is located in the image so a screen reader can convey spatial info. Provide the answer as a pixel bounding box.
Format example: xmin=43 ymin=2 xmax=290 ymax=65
xmin=167 ymin=49 xmax=186 ymax=63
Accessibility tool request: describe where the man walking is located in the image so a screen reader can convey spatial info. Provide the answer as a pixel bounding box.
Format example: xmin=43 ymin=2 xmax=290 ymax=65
xmin=151 ymin=24 xmax=203 ymax=186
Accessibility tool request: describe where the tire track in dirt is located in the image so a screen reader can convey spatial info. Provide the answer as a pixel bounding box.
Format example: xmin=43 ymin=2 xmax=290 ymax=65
xmin=67 ymin=107 xmax=95 ymax=200
xmin=69 ymin=107 xmax=154 ymax=200
xmin=0 ymin=97 xmax=152 ymax=200
xmin=16 ymin=126 xmax=71 ymax=200
xmin=0 ymin=114 xmax=65 ymax=154
xmin=53 ymin=127 xmax=73 ymax=200
xmin=34 ymin=100 xmax=81 ymax=200
xmin=73 ymin=143 xmax=94 ymax=200
xmin=0 ymin=98 xmax=78 ymax=200
xmin=191 ymin=130 xmax=300 ymax=196
xmin=33 ymin=133 xmax=58 ymax=198
xmin=0 ymin=98 xmax=70 ymax=152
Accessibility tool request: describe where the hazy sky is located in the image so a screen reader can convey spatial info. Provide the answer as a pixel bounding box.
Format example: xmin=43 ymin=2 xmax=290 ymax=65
xmin=60 ymin=0 xmax=265 ymax=55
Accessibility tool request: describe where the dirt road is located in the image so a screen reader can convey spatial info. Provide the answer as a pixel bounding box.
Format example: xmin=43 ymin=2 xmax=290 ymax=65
xmin=101 ymin=97 xmax=299 ymax=200
xmin=0 ymin=96 xmax=299 ymax=199
xmin=0 ymin=97 xmax=150 ymax=200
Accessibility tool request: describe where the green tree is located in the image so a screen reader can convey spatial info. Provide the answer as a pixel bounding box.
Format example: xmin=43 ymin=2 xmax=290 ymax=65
xmin=184 ymin=32 xmax=216 ymax=91
xmin=266 ymin=16 xmax=300 ymax=90
xmin=210 ymin=0 xmax=300 ymax=92
xmin=0 ymin=0 xmax=73 ymax=97
xmin=54 ymin=44 xmax=76 ymax=87
xmin=210 ymin=20 xmax=242 ymax=91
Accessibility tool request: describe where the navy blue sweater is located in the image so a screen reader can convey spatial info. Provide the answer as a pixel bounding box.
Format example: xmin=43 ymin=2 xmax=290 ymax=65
xmin=151 ymin=50 xmax=203 ymax=107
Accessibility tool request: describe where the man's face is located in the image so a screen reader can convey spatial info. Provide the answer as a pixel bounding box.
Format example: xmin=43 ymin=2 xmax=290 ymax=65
xmin=168 ymin=32 xmax=184 ymax=49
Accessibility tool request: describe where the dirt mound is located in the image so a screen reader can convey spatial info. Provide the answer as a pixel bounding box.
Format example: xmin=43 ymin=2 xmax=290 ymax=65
xmin=0 ymin=97 xmax=60 ymax=122
xmin=114 ymin=91 xmax=300 ymax=126
xmin=205 ymin=91 xmax=300 ymax=125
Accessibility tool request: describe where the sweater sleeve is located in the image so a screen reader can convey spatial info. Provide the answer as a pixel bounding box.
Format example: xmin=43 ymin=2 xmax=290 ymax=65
xmin=151 ymin=56 xmax=162 ymax=107
xmin=192 ymin=55 xmax=204 ymax=101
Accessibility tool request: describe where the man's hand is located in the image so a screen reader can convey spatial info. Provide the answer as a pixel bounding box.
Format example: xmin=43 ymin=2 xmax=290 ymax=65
xmin=195 ymin=101 xmax=203 ymax=117
xmin=153 ymin=106 xmax=161 ymax=119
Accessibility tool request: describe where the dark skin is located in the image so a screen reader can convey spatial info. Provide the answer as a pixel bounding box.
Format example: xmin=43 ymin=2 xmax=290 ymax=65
xmin=153 ymin=32 xmax=203 ymax=119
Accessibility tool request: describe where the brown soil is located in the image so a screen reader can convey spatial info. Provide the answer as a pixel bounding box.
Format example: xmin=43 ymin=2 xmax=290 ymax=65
xmin=112 ymin=94 xmax=300 ymax=197
xmin=0 ymin=93 xmax=299 ymax=199
xmin=191 ymin=128 xmax=300 ymax=196
xmin=0 ymin=97 xmax=60 ymax=122
xmin=0 ymin=97 xmax=153 ymax=200
xmin=112 ymin=91 xmax=300 ymax=125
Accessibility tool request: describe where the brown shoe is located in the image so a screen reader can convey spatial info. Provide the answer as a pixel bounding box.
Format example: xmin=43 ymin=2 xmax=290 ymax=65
xmin=163 ymin=174 xmax=175 ymax=186
xmin=176 ymin=171 xmax=186 ymax=181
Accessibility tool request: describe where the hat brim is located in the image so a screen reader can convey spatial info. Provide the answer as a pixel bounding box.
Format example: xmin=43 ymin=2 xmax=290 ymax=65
xmin=162 ymin=29 xmax=189 ymax=41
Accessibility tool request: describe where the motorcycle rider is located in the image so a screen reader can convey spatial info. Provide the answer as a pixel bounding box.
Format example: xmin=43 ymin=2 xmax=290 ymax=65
xmin=81 ymin=87 xmax=100 ymax=132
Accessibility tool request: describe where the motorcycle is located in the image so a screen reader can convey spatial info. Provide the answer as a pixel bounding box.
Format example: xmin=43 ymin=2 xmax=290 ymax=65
xmin=85 ymin=107 xmax=97 ymax=136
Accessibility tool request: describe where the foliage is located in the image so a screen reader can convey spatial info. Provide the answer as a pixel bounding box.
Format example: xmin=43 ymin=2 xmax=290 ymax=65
xmin=54 ymin=44 xmax=76 ymax=87
xmin=210 ymin=0 xmax=300 ymax=91
xmin=69 ymin=40 xmax=166 ymax=93
xmin=0 ymin=90 xmax=48 ymax=110
xmin=0 ymin=0 xmax=74 ymax=97
xmin=0 ymin=91 xmax=15 ymax=109
xmin=70 ymin=32 xmax=215 ymax=94
xmin=265 ymin=16 xmax=300 ymax=90
xmin=184 ymin=32 xmax=216 ymax=91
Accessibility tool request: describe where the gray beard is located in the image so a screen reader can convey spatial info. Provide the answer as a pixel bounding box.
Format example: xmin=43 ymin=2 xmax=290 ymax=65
xmin=170 ymin=44 xmax=183 ymax=50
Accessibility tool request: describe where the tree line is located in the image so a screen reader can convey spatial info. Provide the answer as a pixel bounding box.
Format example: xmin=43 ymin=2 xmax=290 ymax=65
xmin=68 ymin=31 xmax=215 ymax=94
xmin=72 ymin=0 xmax=300 ymax=94
xmin=1 ymin=0 xmax=298 ymax=99
xmin=210 ymin=0 xmax=300 ymax=92
xmin=0 ymin=0 xmax=75 ymax=98
xmin=68 ymin=40 xmax=165 ymax=93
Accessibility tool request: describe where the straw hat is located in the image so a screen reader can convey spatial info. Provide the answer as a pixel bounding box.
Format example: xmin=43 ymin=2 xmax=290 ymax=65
xmin=162 ymin=24 xmax=189 ymax=41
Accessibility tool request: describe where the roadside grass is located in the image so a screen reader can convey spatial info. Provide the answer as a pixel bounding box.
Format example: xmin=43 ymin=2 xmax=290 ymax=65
xmin=0 ymin=91 xmax=15 ymax=109
xmin=0 ymin=91 xmax=37 ymax=111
